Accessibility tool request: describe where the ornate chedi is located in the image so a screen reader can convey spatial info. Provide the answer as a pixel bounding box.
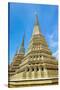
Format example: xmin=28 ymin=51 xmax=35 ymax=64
xmin=8 ymin=37 xmax=25 ymax=77
xmin=8 ymin=14 xmax=58 ymax=87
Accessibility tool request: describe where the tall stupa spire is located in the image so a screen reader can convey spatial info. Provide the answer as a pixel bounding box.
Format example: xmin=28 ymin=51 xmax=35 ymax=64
xmin=35 ymin=13 xmax=39 ymax=25
xmin=19 ymin=34 xmax=25 ymax=54
xmin=32 ymin=12 xmax=41 ymax=36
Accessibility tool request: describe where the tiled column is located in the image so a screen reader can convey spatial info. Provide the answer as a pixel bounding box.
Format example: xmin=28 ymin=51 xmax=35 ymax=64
xmin=26 ymin=68 xmax=29 ymax=79
xmin=38 ymin=66 xmax=41 ymax=78
xmin=29 ymin=67 xmax=32 ymax=79
xmin=34 ymin=66 xmax=37 ymax=78
xmin=43 ymin=67 xmax=48 ymax=78
xmin=22 ymin=68 xmax=27 ymax=79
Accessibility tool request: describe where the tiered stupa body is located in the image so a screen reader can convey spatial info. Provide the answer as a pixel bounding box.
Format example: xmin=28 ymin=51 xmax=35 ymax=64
xmin=9 ymin=14 xmax=58 ymax=87
xmin=8 ymin=37 xmax=25 ymax=77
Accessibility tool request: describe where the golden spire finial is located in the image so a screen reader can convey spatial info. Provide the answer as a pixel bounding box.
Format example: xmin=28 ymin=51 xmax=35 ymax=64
xmin=34 ymin=12 xmax=38 ymax=25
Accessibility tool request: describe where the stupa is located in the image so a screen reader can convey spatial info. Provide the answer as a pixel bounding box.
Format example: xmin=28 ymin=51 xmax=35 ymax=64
xmin=8 ymin=14 xmax=58 ymax=87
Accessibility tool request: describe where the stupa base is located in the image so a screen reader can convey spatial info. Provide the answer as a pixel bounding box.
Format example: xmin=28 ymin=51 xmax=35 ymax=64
xmin=8 ymin=77 xmax=58 ymax=88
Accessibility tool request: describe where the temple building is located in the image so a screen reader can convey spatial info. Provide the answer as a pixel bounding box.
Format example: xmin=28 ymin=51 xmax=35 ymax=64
xmin=8 ymin=14 xmax=58 ymax=87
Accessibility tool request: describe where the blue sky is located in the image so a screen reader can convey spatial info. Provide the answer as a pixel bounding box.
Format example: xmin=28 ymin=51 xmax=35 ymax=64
xmin=8 ymin=3 xmax=58 ymax=64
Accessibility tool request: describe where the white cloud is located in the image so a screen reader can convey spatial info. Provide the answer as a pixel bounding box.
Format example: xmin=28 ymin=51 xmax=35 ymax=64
xmin=53 ymin=50 xmax=58 ymax=60
xmin=46 ymin=24 xmax=58 ymax=60
xmin=47 ymin=31 xmax=58 ymax=49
